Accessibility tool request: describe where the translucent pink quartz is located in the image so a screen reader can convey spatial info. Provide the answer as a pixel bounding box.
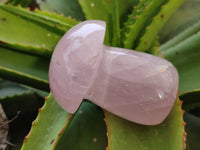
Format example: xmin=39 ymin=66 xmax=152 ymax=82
xmin=49 ymin=20 xmax=179 ymax=125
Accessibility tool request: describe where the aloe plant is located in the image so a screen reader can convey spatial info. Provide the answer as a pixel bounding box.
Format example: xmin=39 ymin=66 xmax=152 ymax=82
xmin=0 ymin=0 xmax=199 ymax=149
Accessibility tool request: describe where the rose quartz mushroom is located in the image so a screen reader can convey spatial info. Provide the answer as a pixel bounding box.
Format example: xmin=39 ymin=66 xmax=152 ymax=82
xmin=49 ymin=20 xmax=179 ymax=125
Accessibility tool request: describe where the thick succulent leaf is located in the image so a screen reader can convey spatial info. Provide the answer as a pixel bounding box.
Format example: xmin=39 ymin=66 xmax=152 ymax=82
xmin=0 ymin=78 xmax=48 ymax=101
xmin=37 ymin=0 xmax=85 ymax=21
xmin=0 ymin=4 xmax=78 ymax=57
xmin=160 ymin=20 xmax=200 ymax=51
xmin=123 ymin=0 xmax=166 ymax=49
xmin=0 ymin=78 xmax=27 ymax=98
xmin=161 ymin=32 xmax=200 ymax=95
xmin=21 ymin=93 xmax=71 ymax=150
xmin=105 ymin=98 xmax=185 ymax=150
xmin=159 ymin=0 xmax=200 ymax=44
xmin=180 ymin=90 xmax=200 ymax=150
xmin=0 ymin=5 xmax=78 ymax=89
xmin=0 ymin=89 xmax=44 ymax=149
xmin=34 ymin=9 xmax=79 ymax=26
xmin=135 ymin=0 xmax=185 ymax=52
xmin=53 ymin=100 xmax=107 ymax=150
xmin=78 ymin=0 xmax=138 ymax=21
xmin=0 ymin=46 xmax=49 ymax=91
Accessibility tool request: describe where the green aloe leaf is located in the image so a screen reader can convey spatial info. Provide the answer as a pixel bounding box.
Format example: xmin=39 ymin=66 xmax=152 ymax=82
xmin=161 ymin=31 xmax=200 ymax=95
xmin=104 ymin=98 xmax=185 ymax=150
xmin=159 ymin=0 xmax=200 ymax=44
xmin=21 ymin=93 xmax=71 ymax=150
xmin=0 ymin=46 xmax=49 ymax=91
xmin=78 ymin=0 xmax=138 ymax=22
xmin=0 ymin=78 xmax=27 ymax=98
xmin=21 ymin=98 xmax=107 ymax=150
xmin=0 ymin=4 xmax=78 ymax=57
xmin=160 ymin=20 xmax=200 ymax=51
xmin=0 ymin=77 xmax=48 ymax=100
xmin=123 ymin=0 xmax=166 ymax=49
xmin=135 ymin=0 xmax=185 ymax=52
xmin=180 ymin=90 xmax=200 ymax=150
xmin=53 ymin=101 xmax=107 ymax=150
xmin=0 ymin=4 xmax=79 ymax=90
xmin=37 ymin=0 xmax=85 ymax=21
xmin=34 ymin=9 xmax=79 ymax=26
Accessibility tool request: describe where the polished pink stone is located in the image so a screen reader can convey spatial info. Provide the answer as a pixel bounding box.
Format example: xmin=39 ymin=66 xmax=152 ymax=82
xmin=49 ymin=20 xmax=179 ymax=125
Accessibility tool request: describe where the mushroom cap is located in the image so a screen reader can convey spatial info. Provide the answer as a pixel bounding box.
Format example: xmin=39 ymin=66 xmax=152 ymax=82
xmin=49 ymin=20 xmax=106 ymax=113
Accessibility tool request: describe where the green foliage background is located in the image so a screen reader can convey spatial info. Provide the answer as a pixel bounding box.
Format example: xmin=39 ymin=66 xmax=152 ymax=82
xmin=0 ymin=0 xmax=200 ymax=149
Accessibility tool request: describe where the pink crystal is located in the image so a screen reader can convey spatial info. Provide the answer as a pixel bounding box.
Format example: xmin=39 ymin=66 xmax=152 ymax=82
xmin=49 ymin=20 xmax=179 ymax=125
